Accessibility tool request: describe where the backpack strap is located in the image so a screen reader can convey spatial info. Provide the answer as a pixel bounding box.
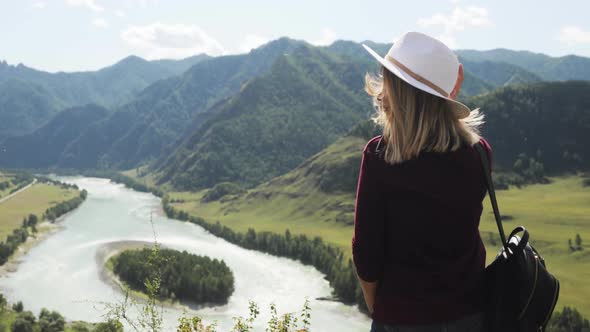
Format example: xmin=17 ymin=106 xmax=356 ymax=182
xmin=474 ymin=142 xmax=509 ymax=252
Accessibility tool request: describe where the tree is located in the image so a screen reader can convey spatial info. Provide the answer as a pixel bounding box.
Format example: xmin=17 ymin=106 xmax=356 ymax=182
xmin=26 ymin=215 xmax=38 ymax=228
xmin=10 ymin=311 xmax=35 ymax=332
xmin=0 ymin=293 xmax=6 ymax=311
xmin=12 ymin=301 xmax=23 ymax=312
xmin=546 ymin=306 xmax=590 ymax=332
xmin=575 ymin=234 xmax=583 ymax=250
xmin=38 ymin=308 xmax=65 ymax=332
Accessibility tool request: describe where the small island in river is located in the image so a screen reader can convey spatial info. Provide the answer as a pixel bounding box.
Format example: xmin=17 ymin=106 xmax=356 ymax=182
xmin=107 ymin=247 xmax=235 ymax=306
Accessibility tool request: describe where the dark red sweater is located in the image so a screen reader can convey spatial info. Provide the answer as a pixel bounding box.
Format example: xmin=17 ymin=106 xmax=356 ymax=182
xmin=352 ymin=136 xmax=491 ymax=325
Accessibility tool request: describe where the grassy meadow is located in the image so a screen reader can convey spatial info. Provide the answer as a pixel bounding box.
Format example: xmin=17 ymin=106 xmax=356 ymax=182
xmin=0 ymin=183 xmax=79 ymax=239
xmin=167 ymin=175 xmax=590 ymax=317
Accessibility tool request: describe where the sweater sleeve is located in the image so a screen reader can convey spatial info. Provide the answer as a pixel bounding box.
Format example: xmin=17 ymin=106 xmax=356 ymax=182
xmin=352 ymin=142 xmax=386 ymax=282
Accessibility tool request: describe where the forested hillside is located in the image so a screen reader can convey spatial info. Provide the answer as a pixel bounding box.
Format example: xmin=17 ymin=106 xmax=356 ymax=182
xmin=54 ymin=38 xmax=307 ymax=169
xmin=474 ymin=81 xmax=590 ymax=172
xmin=155 ymin=44 xmax=374 ymax=190
xmin=0 ymin=104 xmax=110 ymax=168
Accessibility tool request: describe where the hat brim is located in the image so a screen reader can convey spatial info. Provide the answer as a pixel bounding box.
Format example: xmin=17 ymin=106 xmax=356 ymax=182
xmin=362 ymin=44 xmax=470 ymax=119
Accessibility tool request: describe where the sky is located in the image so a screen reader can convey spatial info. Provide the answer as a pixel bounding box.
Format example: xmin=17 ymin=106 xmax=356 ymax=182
xmin=1 ymin=0 xmax=590 ymax=72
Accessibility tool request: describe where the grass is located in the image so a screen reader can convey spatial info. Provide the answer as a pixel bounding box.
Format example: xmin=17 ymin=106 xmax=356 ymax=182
xmin=167 ymin=175 xmax=590 ymax=317
xmin=0 ymin=309 xmax=17 ymax=330
xmin=121 ymin=166 xmax=166 ymax=189
xmin=0 ymin=183 xmax=79 ymax=240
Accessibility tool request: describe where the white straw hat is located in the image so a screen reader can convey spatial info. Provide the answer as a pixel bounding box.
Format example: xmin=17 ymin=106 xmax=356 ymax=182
xmin=362 ymin=31 xmax=470 ymax=118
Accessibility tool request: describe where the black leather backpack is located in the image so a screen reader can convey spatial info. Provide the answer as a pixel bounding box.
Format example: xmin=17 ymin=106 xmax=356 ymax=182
xmin=475 ymin=143 xmax=560 ymax=332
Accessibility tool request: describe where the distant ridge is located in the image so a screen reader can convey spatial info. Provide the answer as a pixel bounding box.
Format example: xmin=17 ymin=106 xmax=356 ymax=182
xmin=0 ymin=53 xmax=208 ymax=137
xmin=456 ymin=48 xmax=590 ymax=81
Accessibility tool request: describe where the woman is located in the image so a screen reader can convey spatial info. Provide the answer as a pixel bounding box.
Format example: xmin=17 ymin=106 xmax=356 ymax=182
xmin=352 ymin=32 xmax=490 ymax=332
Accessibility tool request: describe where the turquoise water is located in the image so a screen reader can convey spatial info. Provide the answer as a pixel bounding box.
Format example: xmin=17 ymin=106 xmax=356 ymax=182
xmin=0 ymin=177 xmax=368 ymax=331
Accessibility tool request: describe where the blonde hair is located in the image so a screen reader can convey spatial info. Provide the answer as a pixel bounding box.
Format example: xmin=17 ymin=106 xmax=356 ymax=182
xmin=365 ymin=66 xmax=484 ymax=164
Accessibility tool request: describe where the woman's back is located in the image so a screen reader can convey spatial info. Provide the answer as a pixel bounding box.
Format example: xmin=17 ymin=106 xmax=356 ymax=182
xmin=354 ymin=31 xmax=488 ymax=331
xmin=353 ymin=135 xmax=491 ymax=324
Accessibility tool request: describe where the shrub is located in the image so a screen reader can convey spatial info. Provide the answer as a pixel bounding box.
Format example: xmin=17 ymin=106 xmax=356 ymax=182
xmin=546 ymin=306 xmax=590 ymax=332
xmin=201 ymin=182 xmax=245 ymax=202
xmin=10 ymin=311 xmax=35 ymax=332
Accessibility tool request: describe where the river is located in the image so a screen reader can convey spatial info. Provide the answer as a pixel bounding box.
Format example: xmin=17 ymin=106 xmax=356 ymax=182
xmin=0 ymin=177 xmax=369 ymax=331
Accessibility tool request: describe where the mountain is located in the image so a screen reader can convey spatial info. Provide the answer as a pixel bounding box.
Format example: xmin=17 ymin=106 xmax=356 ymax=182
xmin=472 ymin=81 xmax=590 ymax=172
xmin=459 ymin=58 xmax=542 ymax=87
xmin=456 ymin=49 xmax=590 ymax=81
xmin=2 ymin=39 xmax=589 ymax=175
xmin=0 ymin=79 xmax=66 ymax=138
xmin=53 ymin=38 xmax=307 ymax=169
xmin=0 ymin=55 xmax=207 ymax=137
xmin=155 ymin=44 xmax=375 ymax=190
xmin=460 ymin=71 xmax=494 ymax=98
xmin=0 ymin=104 xmax=110 ymax=168
xmin=149 ymin=54 xmax=210 ymax=73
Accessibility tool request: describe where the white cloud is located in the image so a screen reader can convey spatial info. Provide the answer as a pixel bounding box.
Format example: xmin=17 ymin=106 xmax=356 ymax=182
xmin=312 ymin=28 xmax=337 ymax=46
xmin=66 ymin=0 xmax=103 ymax=12
xmin=92 ymin=18 xmax=109 ymax=29
xmin=32 ymin=2 xmax=47 ymax=9
xmin=559 ymin=26 xmax=590 ymax=45
xmin=121 ymin=22 xmax=225 ymax=59
xmin=417 ymin=6 xmax=491 ymax=48
xmin=124 ymin=0 xmax=159 ymax=7
xmin=115 ymin=10 xmax=126 ymax=17
xmin=238 ymin=34 xmax=270 ymax=53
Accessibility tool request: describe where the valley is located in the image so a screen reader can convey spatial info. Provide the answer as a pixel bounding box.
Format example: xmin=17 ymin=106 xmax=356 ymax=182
xmin=1 ymin=35 xmax=590 ymax=331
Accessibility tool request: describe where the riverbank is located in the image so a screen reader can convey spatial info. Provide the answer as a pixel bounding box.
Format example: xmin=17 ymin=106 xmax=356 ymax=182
xmin=0 ymin=221 xmax=61 ymax=277
xmin=0 ymin=181 xmax=84 ymax=277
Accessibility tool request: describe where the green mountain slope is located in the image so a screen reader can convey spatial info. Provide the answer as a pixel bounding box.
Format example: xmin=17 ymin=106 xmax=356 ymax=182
xmin=0 ymin=104 xmax=110 ymax=168
xmin=459 ymin=58 xmax=542 ymax=87
xmin=473 ymin=81 xmax=590 ymax=172
xmin=0 ymin=78 xmax=66 ymax=138
xmin=53 ymin=38 xmax=306 ymax=169
xmin=156 ymin=44 xmax=375 ymax=190
xmin=0 ymin=55 xmax=206 ymax=137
